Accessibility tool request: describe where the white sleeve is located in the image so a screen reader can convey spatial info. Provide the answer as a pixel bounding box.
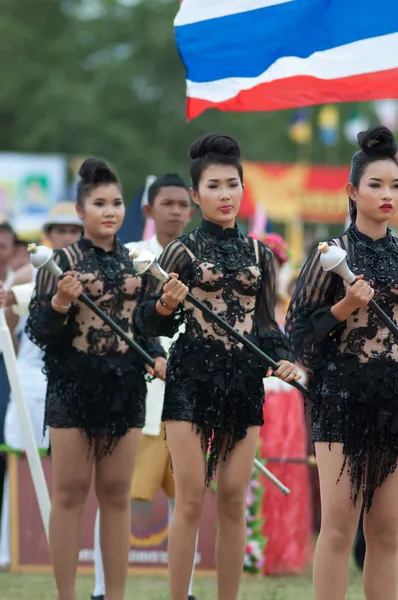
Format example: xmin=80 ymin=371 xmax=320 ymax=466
xmin=11 ymin=282 xmax=35 ymax=317
xmin=125 ymin=241 xmax=141 ymax=252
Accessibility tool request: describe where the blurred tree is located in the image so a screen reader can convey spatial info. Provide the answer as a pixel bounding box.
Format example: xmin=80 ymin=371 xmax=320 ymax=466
xmin=0 ymin=0 xmax=382 ymax=199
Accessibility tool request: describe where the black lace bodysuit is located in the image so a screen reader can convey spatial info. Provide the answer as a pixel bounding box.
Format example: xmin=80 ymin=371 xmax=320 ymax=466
xmin=135 ymin=219 xmax=294 ymax=484
xmin=26 ymin=237 xmax=164 ymax=455
xmin=286 ymin=223 xmax=398 ymax=509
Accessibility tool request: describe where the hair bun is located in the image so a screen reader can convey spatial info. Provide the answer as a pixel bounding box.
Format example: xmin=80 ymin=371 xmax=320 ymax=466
xmin=189 ymin=133 xmax=241 ymax=161
xmin=78 ymin=158 xmax=117 ymax=185
xmin=357 ymin=126 xmax=397 ymax=159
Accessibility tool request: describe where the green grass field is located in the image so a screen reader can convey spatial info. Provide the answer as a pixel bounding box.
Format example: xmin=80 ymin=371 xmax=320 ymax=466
xmin=0 ymin=567 xmax=364 ymax=599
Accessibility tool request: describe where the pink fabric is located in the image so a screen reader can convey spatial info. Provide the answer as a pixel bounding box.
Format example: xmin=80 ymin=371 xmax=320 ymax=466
xmin=142 ymin=218 xmax=155 ymax=241
xmin=260 ymin=387 xmax=313 ymax=575
xmin=249 ymin=202 xmax=267 ymax=236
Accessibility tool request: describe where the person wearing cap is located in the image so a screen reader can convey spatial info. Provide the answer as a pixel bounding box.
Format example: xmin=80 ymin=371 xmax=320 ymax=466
xmin=0 ymin=202 xmax=84 ymax=317
xmin=0 ymin=203 xmax=83 ymax=568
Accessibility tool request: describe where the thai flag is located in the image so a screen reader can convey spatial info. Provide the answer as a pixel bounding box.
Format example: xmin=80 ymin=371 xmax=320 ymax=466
xmin=175 ymin=0 xmax=398 ymax=120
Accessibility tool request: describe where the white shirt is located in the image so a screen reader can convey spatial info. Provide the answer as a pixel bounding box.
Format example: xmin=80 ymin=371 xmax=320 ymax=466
xmin=0 ymin=269 xmax=14 ymax=358
xmin=126 ymin=235 xmax=185 ymax=436
xmin=4 ymin=268 xmax=48 ymax=451
xmin=11 ymin=282 xmax=35 ymax=317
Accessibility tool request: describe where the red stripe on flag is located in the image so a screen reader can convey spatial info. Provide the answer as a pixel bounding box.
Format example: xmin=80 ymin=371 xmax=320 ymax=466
xmin=186 ymin=68 xmax=398 ymax=119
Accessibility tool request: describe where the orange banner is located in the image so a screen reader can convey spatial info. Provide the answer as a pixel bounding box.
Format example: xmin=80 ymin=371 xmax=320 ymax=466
xmin=240 ymin=162 xmax=351 ymax=223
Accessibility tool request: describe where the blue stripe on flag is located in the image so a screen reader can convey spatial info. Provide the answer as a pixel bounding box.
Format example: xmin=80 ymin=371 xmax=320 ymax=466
xmin=175 ymin=0 xmax=398 ymax=82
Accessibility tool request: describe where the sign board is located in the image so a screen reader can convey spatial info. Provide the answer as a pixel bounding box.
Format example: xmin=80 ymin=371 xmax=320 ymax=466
xmin=8 ymin=455 xmax=217 ymax=574
xmin=0 ymin=154 xmax=66 ymax=239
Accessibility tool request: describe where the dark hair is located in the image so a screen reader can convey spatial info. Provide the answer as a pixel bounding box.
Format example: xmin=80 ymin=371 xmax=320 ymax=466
xmin=188 ymin=133 xmax=243 ymax=190
xmin=348 ymin=126 xmax=398 ymax=221
xmin=76 ymin=158 xmax=120 ymax=206
xmin=147 ymin=173 xmax=189 ymax=206
xmin=0 ymin=222 xmax=17 ymax=244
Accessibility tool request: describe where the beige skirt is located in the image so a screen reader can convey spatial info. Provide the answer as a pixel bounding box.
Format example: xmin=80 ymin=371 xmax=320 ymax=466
xmin=131 ymin=424 xmax=175 ymax=501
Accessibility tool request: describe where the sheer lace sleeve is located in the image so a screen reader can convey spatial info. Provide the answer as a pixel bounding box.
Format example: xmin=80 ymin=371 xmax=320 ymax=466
xmin=285 ymin=247 xmax=345 ymax=369
xmin=25 ymin=250 xmax=76 ymax=350
xmin=132 ymin=285 xmax=167 ymax=359
xmin=255 ymin=242 xmax=295 ymax=362
xmin=134 ymin=329 xmax=167 ymax=359
xmin=135 ymin=238 xmax=192 ymax=338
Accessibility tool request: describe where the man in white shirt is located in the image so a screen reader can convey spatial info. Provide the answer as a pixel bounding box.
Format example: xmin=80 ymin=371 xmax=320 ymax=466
xmin=91 ymin=175 xmax=197 ymax=600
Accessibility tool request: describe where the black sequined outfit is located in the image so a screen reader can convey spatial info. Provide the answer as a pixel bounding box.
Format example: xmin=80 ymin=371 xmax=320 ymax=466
xmin=286 ymin=223 xmax=398 ymax=509
xmin=135 ymin=219 xmax=294 ymax=484
xmin=26 ymin=237 xmax=164 ymax=456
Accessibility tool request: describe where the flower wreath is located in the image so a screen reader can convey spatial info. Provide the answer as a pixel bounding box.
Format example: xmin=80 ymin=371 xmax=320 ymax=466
xmin=244 ymin=449 xmax=267 ymax=574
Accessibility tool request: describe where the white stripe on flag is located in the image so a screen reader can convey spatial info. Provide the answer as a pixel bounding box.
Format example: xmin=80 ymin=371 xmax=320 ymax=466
xmin=175 ymin=0 xmax=294 ymax=26
xmin=186 ymin=33 xmax=398 ymax=102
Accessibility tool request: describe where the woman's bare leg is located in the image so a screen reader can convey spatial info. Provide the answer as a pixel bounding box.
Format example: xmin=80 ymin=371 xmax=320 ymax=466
xmin=313 ymin=443 xmax=362 ymax=600
xmin=49 ymin=428 xmax=94 ymax=600
xmin=95 ymin=429 xmax=141 ymax=600
xmin=215 ymin=427 xmax=259 ymax=600
xmin=168 ymin=496 xmax=199 ymax=598
xmin=164 ymin=421 xmax=206 ymax=600
xmin=363 ymin=467 xmax=398 ymax=600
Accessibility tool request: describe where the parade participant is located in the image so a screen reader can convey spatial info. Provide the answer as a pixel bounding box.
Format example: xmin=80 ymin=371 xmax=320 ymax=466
xmin=135 ymin=134 xmax=300 ymax=600
xmin=286 ymin=126 xmax=398 ymax=600
xmin=26 ymin=159 xmax=166 ymax=600
xmin=91 ymin=173 xmax=197 ymax=600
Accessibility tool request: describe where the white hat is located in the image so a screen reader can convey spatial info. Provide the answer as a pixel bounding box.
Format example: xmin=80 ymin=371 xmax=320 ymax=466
xmin=43 ymin=202 xmax=83 ymax=234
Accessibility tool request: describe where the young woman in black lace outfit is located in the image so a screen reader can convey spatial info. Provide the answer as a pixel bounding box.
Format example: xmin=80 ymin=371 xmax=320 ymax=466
xmin=286 ymin=126 xmax=398 ymax=600
xmin=135 ymin=134 xmax=300 ymax=600
xmin=26 ymin=159 xmax=166 ymax=600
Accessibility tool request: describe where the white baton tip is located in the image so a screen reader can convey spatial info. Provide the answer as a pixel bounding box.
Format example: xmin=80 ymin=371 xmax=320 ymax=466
xmin=318 ymin=241 xmax=329 ymax=254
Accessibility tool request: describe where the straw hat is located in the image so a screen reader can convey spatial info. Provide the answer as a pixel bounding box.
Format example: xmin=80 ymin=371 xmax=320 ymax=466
xmin=42 ymin=202 xmax=83 ymax=234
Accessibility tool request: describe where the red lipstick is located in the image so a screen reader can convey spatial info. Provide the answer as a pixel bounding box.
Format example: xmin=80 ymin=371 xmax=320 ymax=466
xmin=219 ymin=206 xmax=232 ymax=214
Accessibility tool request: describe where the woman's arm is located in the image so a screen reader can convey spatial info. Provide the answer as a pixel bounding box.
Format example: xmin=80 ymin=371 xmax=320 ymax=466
xmin=255 ymin=243 xmax=296 ymax=363
xmin=134 ymin=239 xmax=191 ymax=338
xmin=285 ymin=246 xmax=346 ymax=369
xmin=25 ymin=250 xmax=77 ymax=349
